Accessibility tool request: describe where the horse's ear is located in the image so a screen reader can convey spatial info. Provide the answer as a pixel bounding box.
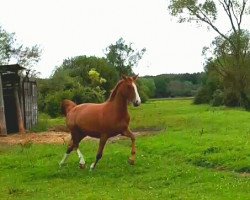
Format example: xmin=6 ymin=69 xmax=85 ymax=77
xmin=132 ymin=74 xmax=139 ymax=81
xmin=122 ymin=74 xmax=127 ymax=80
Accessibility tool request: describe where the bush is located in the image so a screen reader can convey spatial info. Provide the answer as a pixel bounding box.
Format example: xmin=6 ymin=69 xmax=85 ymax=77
xmin=44 ymin=87 xmax=105 ymax=117
xmin=210 ymin=89 xmax=224 ymax=106
xmin=139 ymin=89 xmax=149 ymax=103
xmin=223 ymin=91 xmax=239 ymax=107
xmin=72 ymin=86 xmax=105 ymax=104
xmin=194 ymin=87 xmax=211 ymax=104
xmin=45 ymin=90 xmax=73 ymax=117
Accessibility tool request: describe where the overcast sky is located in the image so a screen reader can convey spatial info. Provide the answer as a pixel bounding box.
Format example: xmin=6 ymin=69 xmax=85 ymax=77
xmin=1 ymin=0 xmax=248 ymax=78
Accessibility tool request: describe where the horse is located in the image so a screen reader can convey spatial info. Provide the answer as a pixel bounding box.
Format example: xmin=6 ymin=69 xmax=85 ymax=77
xmin=59 ymin=75 xmax=141 ymax=170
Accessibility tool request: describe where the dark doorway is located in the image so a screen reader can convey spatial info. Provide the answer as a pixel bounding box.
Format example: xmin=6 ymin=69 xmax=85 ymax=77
xmin=3 ymin=89 xmax=18 ymax=133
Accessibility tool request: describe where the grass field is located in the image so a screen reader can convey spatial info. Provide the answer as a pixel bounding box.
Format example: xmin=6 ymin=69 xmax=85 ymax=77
xmin=0 ymin=99 xmax=250 ymax=199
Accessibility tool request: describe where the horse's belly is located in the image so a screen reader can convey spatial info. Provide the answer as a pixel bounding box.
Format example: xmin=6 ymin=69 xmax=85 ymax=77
xmin=84 ymin=131 xmax=102 ymax=138
xmin=72 ymin=105 xmax=129 ymax=138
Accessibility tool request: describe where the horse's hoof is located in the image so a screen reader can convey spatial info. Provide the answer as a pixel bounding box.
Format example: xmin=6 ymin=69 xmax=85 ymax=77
xmin=79 ymin=163 xmax=86 ymax=169
xmin=128 ymin=158 xmax=135 ymax=165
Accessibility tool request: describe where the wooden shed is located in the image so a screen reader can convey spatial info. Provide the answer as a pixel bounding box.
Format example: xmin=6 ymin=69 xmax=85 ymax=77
xmin=0 ymin=64 xmax=38 ymax=136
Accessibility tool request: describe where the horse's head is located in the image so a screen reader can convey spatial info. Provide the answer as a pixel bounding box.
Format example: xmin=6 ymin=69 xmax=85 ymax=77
xmin=121 ymin=75 xmax=141 ymax=107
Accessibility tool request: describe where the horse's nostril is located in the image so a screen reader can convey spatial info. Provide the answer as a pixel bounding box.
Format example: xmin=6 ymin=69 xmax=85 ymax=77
xmin=133 ymin=100 xmax=140 ymax=107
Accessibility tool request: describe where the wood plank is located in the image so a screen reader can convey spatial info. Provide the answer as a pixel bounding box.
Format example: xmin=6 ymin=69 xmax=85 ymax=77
xmin=14 ymin=87 xmax=25 ymax=134
xmin=0 ymin=75 xmax=7 ymax=136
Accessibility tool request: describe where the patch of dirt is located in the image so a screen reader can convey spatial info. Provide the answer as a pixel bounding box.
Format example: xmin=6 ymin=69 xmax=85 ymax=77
xmin=238 ymin=172 xmax=250 ymax=178
xmin=0 ymin=130 xmax=160 ymax=145
xmin=0 ymin=132 xmax=71 ymax=145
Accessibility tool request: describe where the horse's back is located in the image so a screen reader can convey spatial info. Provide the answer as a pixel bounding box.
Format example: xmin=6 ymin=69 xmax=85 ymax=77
xmin=66 ymin=102 xmax=106 ymax=134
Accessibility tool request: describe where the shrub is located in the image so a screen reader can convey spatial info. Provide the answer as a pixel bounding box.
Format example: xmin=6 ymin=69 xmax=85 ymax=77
xmin=194 ymin=87 xmax=211 ymax=104
xmin=72 ymin=86 xmax=105 ymax=104
xmin=139 ymin=89 xmax=149 ymax=103
xmin=223 ymin=91 xmax=239 ymax=107
xmin=210 ymin=89 xmax=224 ymax=106
xmin=44 ymin=87 xmax=105 ymax=117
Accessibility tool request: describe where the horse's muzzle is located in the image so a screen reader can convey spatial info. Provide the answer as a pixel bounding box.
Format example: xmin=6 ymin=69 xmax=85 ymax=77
xmin=133 ymin=100 xmax=141 ymax=107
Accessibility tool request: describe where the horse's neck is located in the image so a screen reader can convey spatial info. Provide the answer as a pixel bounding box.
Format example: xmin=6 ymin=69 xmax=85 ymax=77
xmin=112 ymin=93 xmax=128 ymax=115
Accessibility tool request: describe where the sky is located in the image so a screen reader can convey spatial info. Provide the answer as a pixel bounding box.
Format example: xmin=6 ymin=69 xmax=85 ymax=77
xmin=0 ymin=0 xmax=246 ymax=78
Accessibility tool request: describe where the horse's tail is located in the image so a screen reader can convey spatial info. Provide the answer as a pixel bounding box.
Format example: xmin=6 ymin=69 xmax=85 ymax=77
xmin=61 ymin=99 xmax=77 ymax=116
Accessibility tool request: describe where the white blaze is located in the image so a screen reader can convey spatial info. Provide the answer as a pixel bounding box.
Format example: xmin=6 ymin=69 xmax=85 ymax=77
xmin=132 ymin=83 xmax=141 ymax=105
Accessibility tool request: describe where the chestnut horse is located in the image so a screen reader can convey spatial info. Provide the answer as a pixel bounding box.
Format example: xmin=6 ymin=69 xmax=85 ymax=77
xmin=59 ymin=75 xmax=141 ymax=170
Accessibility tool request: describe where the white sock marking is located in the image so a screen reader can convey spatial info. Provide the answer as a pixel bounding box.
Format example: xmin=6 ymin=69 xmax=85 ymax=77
xmin=90 ymin=163 xmax=95 ymax=170
xmin=59 ymin=153 xmax=70 ymax=166
xmin=77 ymin=148 xmax=85 ymax=165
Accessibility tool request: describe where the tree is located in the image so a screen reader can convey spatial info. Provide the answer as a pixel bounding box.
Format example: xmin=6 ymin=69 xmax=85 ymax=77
xmin=0 ymin=25 xmax=41 ymax=70
xmin=153 ymin=75 xmax=170 ymax=98
xmin=104 ymin=38 xmax=146 ymax=76
xmin=169 ymin=0 xmax=250 ymax=109
xmin=54 ymin=55 xmax=119 ymax=95
xmin=139 ymin=78 xmax=156 ymax=98
xmin=38 ymin=55 xmax=117 ymax=116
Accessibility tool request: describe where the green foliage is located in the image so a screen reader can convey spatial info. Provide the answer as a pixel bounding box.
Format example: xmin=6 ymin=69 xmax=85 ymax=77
xmin=210 ymin=89 xmax=224 ymax=106
xmin=168 ymin=0 xmax=217 ymax=24
xmin=136 ymin=78 xmax=156 ymax=102
xmin=152 ymin=73 xmax=203 ymax=98
xmin=0 ymin=25 xmax=41 ymax=69
xmin=169 ymin=80 xmax=195 ymax=97
xmin=138 ymin=78 xmax=156 ymax=98
xmin=169 ymin=1 xmax=250 ymax=110
xmin=137 ymin=87 xmax=149 ymax=103
xmin=30 ymin=113 xmax=65 ymax=132
xmin=223 ymin=90 xmax=240 ymax=107
xmin=196 ymin=32 xmax=250 ymax=108
xmin=38 ymin=56 xmax=116 ymax=117
xmin=194 ymin=68 xmax=221 ymax=105
xmin=88 ymin=68 xmax=107 ymax=87
xmin=44 ymin=86 xmax=105 ymax=117
xmin=105 ymin=37 xmax=146 ymax=76
xmin=194 ymin=87 xmax=211 ymax=104
xmin=54 ymin=55 xmax=119 ymax=94
xmin=1 ymin=99 xmax=250 ymax=199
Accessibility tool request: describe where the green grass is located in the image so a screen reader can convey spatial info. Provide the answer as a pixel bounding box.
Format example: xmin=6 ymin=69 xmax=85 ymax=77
xmin=0 ymin=99 xmax=250 ymax=199
xmin=30 ymin=113 xmax=65 ymax=132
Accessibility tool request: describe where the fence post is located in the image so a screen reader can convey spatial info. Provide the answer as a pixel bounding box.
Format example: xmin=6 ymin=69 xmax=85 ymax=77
xmin=14 ymin=86 xmax=25 ymax=134
xmin=0 ymin=74 xmax=7 ymax=136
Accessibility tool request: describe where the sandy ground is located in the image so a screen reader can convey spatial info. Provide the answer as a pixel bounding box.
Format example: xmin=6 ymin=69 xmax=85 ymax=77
xmin=0 ymin=130 xmax=159 ymax=145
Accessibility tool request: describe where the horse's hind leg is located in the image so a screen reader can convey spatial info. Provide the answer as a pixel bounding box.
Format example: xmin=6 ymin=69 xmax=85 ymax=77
xmin=122 ymin=129 xmax=136 ymax=165
xmin=59 ymin=138 xmax=73 ymax=167
xmin=77 ymin=147 xmax=86 ymax=169
xmin=90 ymin=135 xmax=108 ymax=170
xmin=59 ymin=130 xmax=85 ymax=168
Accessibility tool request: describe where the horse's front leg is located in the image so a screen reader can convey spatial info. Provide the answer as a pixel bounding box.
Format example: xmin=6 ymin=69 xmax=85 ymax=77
xmin=122 ymin=129 xmax=136 ymax=165
xmin=90 ymin=135 xmax=108 ymax=171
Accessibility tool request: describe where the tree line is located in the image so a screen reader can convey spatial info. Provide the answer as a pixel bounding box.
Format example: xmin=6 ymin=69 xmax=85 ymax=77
xmin=37 ymin=38 xmax=148 ymax=117
xmin=1 ymin=0 xmax=250 ymax=117
xmin=37 ymin=55 xmax=203 ymax=117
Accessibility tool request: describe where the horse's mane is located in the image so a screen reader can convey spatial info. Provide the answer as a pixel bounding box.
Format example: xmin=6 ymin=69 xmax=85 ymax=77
xmin=108 ymin=80 xmax=124 ymax=101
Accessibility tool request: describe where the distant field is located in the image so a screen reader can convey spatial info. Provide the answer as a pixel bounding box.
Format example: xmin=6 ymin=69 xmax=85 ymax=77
xmin=0 ymin=99 xmax=249 ymax=199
